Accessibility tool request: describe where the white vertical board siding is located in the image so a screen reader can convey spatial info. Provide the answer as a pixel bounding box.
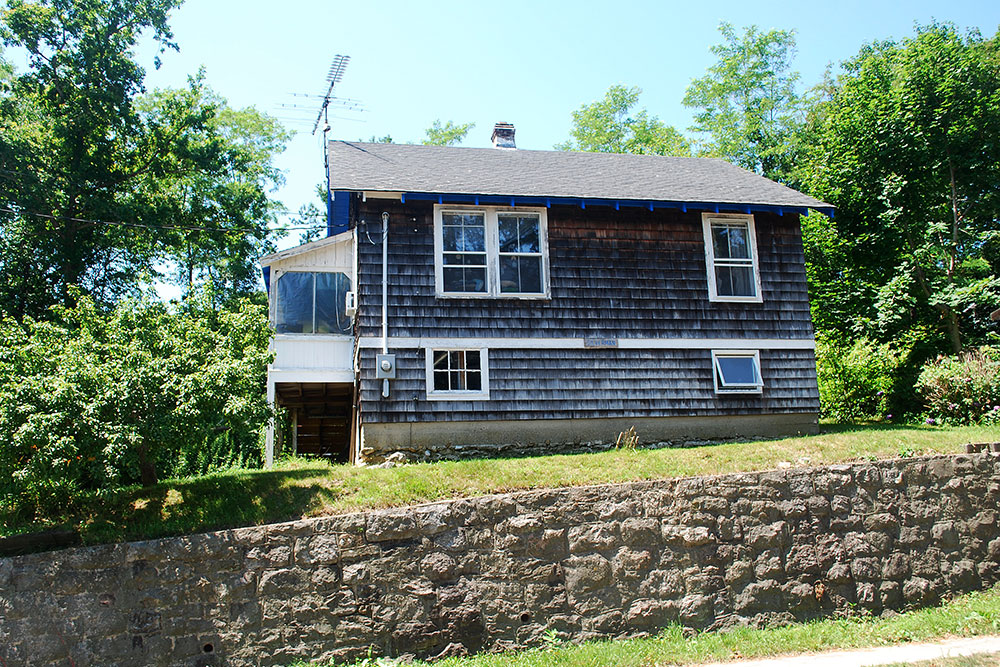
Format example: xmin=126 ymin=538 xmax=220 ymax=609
xmin=272 ymin=336 xmax=354 ymax=371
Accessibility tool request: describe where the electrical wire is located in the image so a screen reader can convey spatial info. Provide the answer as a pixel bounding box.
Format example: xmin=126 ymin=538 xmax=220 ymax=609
xmin=0 ymin=206 xmax=328 ymax=236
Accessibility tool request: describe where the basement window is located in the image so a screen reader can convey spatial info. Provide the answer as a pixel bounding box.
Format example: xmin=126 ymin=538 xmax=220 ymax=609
xmin=425 ymin=348 xmax=490 ymax=400
xmin=712 ymin=350 xmax=763 ymax=394
xmin=434 ymin=206 xmax=549 ymax=298
xmin=702 ymin=213 xmax=762 ymax=302
xmin=275 ymin=271 xmax=353 ymax=335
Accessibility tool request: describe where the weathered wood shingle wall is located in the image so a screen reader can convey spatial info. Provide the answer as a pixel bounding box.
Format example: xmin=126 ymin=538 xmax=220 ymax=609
xmin=354 ymin=199 xmax=818 ymax=425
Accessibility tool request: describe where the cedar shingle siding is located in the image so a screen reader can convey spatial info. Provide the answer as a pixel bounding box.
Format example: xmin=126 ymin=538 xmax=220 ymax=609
xmin=355 ymin=199 xmax=818 ymax=425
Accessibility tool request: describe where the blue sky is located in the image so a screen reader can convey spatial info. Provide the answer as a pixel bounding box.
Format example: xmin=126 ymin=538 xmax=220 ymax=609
xmin=53 ymin=0 xmax=1000 ymax=242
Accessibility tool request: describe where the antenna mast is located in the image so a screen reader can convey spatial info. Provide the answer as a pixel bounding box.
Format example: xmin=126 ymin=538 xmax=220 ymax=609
xmin=313 ymin=54 xmax=351 ymax=136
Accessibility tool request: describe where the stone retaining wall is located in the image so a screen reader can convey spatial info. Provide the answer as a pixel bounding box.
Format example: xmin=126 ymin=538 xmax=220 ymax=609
xmin=2 ymin=454 xmax=999 ymax=666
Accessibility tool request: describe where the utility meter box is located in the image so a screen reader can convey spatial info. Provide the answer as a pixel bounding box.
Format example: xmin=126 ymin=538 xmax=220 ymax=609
xmin=375 ymin=353 xmax=396 ymax=379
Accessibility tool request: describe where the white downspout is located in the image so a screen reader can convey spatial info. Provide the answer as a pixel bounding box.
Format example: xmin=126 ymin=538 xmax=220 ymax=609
xmin=381 ymin=211 xmax=390 ymax=398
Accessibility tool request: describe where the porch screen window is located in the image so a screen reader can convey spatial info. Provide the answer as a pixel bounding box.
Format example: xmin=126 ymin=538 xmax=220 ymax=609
xmin=498 ymin=213 xmax=542 ymax=293
xmin=441 ymin=212 xmax=487 ymax=293
xmin=712 ymin=350 xmax=763 ymax=394
xmin=703 ymin=215 xmax=762 ymax=302
xmin=275 ymin=271 xmax=353 ymax=335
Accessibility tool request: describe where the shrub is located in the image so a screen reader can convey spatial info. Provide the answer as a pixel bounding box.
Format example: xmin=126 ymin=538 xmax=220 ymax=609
xmin=916 ymin=347 xmax=1000 ymax=424
xmin=815 ymin=337 xmax=901 ymax=421
xmin=0 ymin=291 xmax=274 ymax=523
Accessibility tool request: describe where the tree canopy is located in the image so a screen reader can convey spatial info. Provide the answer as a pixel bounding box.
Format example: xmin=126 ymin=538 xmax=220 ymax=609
xmin=423 ymin=119 xmax=475 ymax=146
xmin=0 ymin=0 xmax=288 ymax=318
xmin=683 ymin=22 xmax=801 ymax=179
xmin=556 ymin=85 xmax=691 ymax=156
xmin=797 ymin=23 xmax=1000 ymax=353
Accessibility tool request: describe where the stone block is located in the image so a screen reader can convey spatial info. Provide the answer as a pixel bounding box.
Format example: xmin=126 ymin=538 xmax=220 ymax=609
xmin=366 ymin=509 xmax=418 ymax=542
xmin=620 ymin=518 xmax=660 ymax=546
xmin=295 ymin=533 xmax=340 ymax=566
xmin=745 ymin=522 xmax=787 ymax=551
xmin=562 ymin=554 xmax=612 ymax=597
xmin=568 ymin=523 xmax=620 ymax=553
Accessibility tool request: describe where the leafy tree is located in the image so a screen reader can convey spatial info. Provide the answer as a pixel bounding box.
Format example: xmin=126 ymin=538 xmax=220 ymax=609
xmin=0 ymin=1 xmax=288 ymax=317
xmin=683 ymin=23 xmax=800 ymax=179
xmin=0 ymin=289 xmax=274 ymax=521
xmin=556 ymin=85 xmax=691 ymax=156
xmin=798 ymin=23 xmax=1000 ymax=353
xmin=423 ymin=119 xmax=475 ymax=146
xmin=292 ymin=183 xmax=330 ymax=245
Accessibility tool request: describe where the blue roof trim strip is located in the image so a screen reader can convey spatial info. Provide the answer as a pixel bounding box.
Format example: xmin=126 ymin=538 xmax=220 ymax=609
xmin=395 ymin=192 xmax=834 ymax=217
xmin=328 ymin=190 xmax=351 ymax=236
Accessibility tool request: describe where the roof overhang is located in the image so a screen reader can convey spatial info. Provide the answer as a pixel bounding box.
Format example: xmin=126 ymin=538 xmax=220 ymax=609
xmin=382 ymin=191 xmax=834 ymax=218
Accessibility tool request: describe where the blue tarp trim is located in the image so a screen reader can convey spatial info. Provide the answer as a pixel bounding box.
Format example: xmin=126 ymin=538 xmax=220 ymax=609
xmin=262 ymin=265 xmax=271 ymax=295
xmin=397 ymin=192 xmax=834 ymax=217
xmin=328 ymin=190 xmax=351 ymax=236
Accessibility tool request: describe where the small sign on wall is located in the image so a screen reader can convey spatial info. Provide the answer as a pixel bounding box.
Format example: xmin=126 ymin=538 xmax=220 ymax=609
xmin=584 ymin=338 xmax=618 ymax=349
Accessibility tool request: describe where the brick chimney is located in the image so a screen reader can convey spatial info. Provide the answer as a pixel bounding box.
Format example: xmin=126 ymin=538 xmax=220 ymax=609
xmin=491 ymin=122 xmax=516 ymax=149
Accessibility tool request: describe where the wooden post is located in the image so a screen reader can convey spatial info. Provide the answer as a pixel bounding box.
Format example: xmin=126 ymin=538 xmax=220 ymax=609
xmin=265 ymin=380 xmax=276 ymax=467
xmin=292 ymin=407 xmax=299 ymax=456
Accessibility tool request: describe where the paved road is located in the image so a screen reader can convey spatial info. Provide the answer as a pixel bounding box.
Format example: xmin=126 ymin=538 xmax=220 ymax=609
xmin=699 ymin=635 xmax=1000 ymax=666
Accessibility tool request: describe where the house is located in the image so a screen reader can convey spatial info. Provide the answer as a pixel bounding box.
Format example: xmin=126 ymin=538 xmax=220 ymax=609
xmin=259 ymin=123 xmax=833 ymax=466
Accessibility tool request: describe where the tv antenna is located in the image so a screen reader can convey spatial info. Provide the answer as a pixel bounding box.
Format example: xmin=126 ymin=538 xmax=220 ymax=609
xmin=312 ymin=54 xmax=351 ymax=136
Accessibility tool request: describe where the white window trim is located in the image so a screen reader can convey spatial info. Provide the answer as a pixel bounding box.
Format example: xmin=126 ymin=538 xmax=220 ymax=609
xmin=712 ymin=349 xmax=764 ymax=394
xmin=424 ymin=347 xmax=490 ymax=401
xmin=702 ymin=213 xmax=763 ymax=303
xmin=433 ymin=205 xmax=550 ymax=299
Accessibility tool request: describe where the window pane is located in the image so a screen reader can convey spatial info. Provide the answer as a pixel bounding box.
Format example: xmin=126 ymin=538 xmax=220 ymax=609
xmin=712 ymin=222 xmax=750 ymax=260
xmin=434 ymin=371 xmax=449 ymax=391
xmin=443 ymin=252 xmax=486 ymax=266
xmin=500 ymin=255 xmax=542 ymax=293
xmin=314 ymin=272 xmax=353 ymax=335
xmin=718 ymin=356 xmax=759 ymax=386
xmin=443 ymin=266 xmax=487 ymax=293
xmin=518 ymin=256 xmax=542 ymax=293
xmin=450 ymin=350 xmax=463 ymax=368
xmin=498 ymin=214 xmax=540 ymax=253
xmin=465 ymin=350 xmax=481 ymax=370
xmin=716 ymin=265 xmax=755 ymax=297
xmin=499 ymin=255 xmax=519 ymax=292
xmin=451 ymin=370 xmax=464 ymax=390
xmin=467 ymin=371 xmax=482 ymax=391
xmin=517 ymin=217 xmax=540 ymax=252
xmin=463 ymin=225 xmax=485 ymax=252
xmin=442 ymin=225 xmax=461 ymax=252
xmin=276 ymin=272 xmax=314 ymax=334
xmin=433 ymin=351 xmax=449 ymax=370
xmin=498 ymin=216 xmax=518 ymax=253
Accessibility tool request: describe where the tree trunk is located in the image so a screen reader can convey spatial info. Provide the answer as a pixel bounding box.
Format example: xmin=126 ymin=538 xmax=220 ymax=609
xmin=137 ymin=445 xmax=158 ymax=487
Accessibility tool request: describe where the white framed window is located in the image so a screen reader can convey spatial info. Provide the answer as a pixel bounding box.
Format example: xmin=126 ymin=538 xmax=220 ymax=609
xmin=425 ymin=348 xmax=490 ymax=400
xmin=712 ymin=350 xmax=763 ymax=394
xmin=702 ymin=213 xmax=763 ymax=302
xmin=434 ymin=205 xmax=549 ymax=298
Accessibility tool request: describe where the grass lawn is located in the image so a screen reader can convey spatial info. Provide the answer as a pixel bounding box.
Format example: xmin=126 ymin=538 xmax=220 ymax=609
xmin=288 ymin=587 xmax=1000 ymax=666
xmin=2 ymin=422 xmax=998 ymax=547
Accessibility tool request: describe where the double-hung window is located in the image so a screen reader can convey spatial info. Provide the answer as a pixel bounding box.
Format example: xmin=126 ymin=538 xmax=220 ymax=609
xmin=712 ymin=350 xmax=763 ymax=394
xmin=435 ymin=206 xmax=548 ymax=297
xmin=425 ymin=348 xmax=490 ymax=400
xmin=702 ymin=213 xmax=762 ymax=302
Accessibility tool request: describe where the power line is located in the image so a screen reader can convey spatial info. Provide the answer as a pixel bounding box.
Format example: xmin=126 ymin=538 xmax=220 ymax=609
xmin=0 ymin=206 xmax=328 ymax=236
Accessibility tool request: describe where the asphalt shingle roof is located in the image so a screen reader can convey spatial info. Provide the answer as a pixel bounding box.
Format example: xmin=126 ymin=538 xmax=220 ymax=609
xmin=327 ymin=141 xmax=831 ymax=210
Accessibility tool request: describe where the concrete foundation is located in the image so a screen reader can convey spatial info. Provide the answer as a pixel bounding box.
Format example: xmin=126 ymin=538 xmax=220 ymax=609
xmin=359 ymin=412 xmax=819 ymax=464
